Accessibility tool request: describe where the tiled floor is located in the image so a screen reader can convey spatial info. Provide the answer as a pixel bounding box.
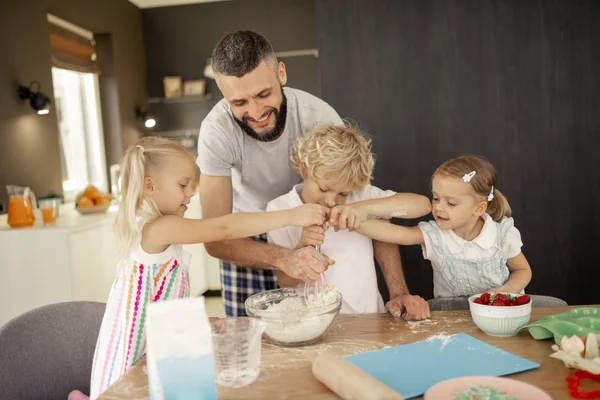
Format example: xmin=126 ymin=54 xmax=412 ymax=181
xmin=205 ymin=296 xmax=226 ymax=318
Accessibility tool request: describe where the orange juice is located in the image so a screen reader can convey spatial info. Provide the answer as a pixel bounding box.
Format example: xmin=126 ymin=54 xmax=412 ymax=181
xmin=7 ymin=197 xmax=35 ymax=228
xmin=41 ymin=207 xmax=56 ymax=224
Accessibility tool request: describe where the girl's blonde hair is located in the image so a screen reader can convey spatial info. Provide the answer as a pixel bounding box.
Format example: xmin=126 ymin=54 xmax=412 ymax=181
xmin=114 ymin=136 xmax=193 ymax=260
xmin=290 ymin=123 xmax=374 ymax=191
xmin=434 ymin=156 xmax=511 ymax=222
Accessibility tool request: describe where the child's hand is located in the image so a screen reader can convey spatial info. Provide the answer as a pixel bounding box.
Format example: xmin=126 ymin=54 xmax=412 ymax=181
xmin=290 ymin=204 xmax=328 ymax=227
xmin=297 ymin=224 xmax=327 ymax=248
xmin=330 ymin=204 xmax=367 ymax=231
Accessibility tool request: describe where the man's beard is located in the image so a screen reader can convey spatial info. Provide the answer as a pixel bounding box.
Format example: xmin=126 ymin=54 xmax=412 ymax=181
xmin=234 ymin=91 xmax=287 ymax=143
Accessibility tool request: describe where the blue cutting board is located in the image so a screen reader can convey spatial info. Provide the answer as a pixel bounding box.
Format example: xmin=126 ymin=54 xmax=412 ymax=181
xmin=344 ymin=333 xmax=540 ymax=399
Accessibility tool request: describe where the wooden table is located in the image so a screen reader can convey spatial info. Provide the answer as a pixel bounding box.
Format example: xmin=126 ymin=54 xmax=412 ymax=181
xmin=99 ymin=306 xmax=593 ymax=399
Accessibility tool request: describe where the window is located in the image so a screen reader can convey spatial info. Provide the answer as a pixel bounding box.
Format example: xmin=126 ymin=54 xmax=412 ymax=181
xmin=52 ymin=68 xmax=107 ymax=202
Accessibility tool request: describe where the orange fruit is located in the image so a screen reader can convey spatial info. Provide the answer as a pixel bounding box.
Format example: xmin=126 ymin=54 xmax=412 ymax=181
xmin=77 ymin=196 xmax=94 ymax=208
xmin=94 ymin=196 xmax=111 ymax=206
xmin=83 ymin=185 xmax=102 ymax=200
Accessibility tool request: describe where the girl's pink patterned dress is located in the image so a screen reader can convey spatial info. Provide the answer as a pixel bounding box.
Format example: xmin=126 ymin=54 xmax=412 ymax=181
xmin=90 ymin=244 xmax=190 ymax=399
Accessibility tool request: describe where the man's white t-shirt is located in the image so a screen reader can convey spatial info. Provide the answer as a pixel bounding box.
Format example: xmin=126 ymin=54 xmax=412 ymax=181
xmin=267 ymin=184 xmax=397 ymax=314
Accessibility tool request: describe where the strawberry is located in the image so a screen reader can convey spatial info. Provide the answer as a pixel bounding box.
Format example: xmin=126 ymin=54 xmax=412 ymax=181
xmin=480 ymin=292 xmax=491 ymax=305
xmin=474 ymin=297 xmax=483 ymax=304
xmin=495 ymin=293 xmax=508 ymax=302
xmin=491 ymin=299 xmax=505 ymax=306
xmin=516 ymin=295 xmax=531 ymax=305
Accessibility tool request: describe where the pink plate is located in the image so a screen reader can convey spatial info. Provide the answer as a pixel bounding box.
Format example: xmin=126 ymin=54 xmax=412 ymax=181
xmin=424 ymin=376 xmax=552 ymax=400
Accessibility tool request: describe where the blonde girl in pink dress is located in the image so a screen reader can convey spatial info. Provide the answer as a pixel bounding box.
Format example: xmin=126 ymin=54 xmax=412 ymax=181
xmin=86 ymin=137 xmax=327 ymax=399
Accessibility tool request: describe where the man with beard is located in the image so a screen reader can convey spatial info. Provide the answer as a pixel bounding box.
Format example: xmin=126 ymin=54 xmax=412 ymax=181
xmin=197 ymin=30 xmax=429 ymax=319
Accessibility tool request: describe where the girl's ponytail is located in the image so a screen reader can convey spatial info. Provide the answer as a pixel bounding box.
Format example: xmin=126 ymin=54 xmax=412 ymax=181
xmin=487 ymin=187 xmax=511 ymax=222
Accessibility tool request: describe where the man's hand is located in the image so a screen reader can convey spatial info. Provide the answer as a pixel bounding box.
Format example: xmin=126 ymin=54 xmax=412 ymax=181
xmin=329 ymin=204 xmax=368 ymax=231
xmin=386 ymin=294 xmax=430 ymax=320
xmin=277 ymin=246 xmax=334 ymax=282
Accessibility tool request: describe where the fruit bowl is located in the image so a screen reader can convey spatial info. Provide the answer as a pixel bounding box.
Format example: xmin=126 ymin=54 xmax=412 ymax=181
xmin=75 ymin=185 xmax=112 ymax=214
xmin=468 ymin=292 xmax=532 ymax=337
xmin=76 ymin=204 xmax=111 ymax=215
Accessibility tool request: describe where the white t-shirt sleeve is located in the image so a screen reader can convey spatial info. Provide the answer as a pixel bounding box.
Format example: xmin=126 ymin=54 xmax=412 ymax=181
xmin=417 ymin=221 xmax=444 ymax=268
xmin=196 ymin=121 xmax=236 ymax=177
xmin=502 ymin=219 xmax=524 ymax=259
xmin=265 ymin=200 xmax=296 ymax=250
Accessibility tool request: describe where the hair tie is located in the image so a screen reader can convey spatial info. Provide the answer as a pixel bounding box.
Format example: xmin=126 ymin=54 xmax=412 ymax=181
xmin=488 ymin=186 xmax=495 ymax=202
xmin=136 ymin=145 xmax=145 ymax=152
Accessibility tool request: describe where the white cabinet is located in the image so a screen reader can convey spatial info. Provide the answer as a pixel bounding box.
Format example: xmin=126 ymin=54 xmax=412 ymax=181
xmin=68 ymin=223 xmax=119 ymax=303
xmin=0 ymin=207 xmax=120 ymax=326
xmin=0 ymin=198 xmax=218 ymax=327
xmin=0 ymin=228 xmax=74 ymax=327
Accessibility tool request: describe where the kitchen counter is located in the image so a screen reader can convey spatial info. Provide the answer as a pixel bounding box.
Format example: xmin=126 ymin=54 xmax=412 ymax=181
xmin=0 ymin=202 xmax=117 ymax=232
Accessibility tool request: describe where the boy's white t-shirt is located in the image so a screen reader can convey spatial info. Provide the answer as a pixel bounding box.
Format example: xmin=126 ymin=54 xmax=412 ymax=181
xmin=266 ymin=184 xmax=396 ymax=314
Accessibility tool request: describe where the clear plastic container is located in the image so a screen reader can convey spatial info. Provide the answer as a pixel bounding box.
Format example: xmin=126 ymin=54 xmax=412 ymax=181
xmin=211 ymin=317 xmax=266 ymax=388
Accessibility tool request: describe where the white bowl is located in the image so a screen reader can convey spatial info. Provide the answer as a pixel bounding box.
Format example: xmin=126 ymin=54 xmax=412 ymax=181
xmin=468 ymin=293 xmax=532 ymax=337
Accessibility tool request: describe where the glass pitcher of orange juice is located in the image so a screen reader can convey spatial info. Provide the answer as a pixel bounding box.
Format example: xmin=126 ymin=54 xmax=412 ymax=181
xmin=6 ymin=185 xmax=37 ymax=228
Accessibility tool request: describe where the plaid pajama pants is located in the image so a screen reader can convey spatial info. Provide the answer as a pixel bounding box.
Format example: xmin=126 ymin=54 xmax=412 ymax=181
xmin=220 ymin=234 xmax=279 ymax=317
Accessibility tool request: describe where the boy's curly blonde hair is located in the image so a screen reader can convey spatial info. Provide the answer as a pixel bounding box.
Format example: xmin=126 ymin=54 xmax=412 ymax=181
xmin=290 ymin=123 xmax=374 ymax=190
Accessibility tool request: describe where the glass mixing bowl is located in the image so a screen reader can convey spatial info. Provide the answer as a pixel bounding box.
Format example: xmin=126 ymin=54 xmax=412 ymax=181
xmin=245 ymin=288 xmax=342 ymax=347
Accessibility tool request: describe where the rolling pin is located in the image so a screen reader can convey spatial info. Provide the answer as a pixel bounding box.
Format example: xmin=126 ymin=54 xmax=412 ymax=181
xmin=312 ymin=352 xmax=404 ymax=400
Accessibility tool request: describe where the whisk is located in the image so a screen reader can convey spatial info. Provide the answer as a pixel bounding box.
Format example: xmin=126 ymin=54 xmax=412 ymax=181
xmin=303 ymin=245 xmax=330 ymax=304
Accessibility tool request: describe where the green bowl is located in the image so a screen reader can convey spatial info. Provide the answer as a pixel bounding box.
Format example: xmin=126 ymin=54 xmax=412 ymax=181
xmin=518 ymin=307 xmax=600 ymax=344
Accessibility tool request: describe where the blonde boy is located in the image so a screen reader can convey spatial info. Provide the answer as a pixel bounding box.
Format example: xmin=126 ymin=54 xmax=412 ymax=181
xmin=266 ymin=124 xmax=431 ymax=314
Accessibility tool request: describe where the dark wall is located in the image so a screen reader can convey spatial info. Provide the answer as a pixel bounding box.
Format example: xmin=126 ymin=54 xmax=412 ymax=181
xmin=316 ymin=0 xmax=600 ymax=305
xmin=0 ymin=0 xmax=146 ymax=209
xmin=142 ymin=0 xmax=319 ymax=135
xmin=0 ymin=2 xmax=62 ymax=211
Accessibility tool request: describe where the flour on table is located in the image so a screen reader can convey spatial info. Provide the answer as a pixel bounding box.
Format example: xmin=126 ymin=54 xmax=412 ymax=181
xmin=262 ymin=339 xmax=386 ymax=370
xmin=404 ymin=315 xmax=473 ymax=335
xmin=406 ymin=318 xmax=439 ymax=333
xmin=425 ymin=332 xmax=455 ymax=351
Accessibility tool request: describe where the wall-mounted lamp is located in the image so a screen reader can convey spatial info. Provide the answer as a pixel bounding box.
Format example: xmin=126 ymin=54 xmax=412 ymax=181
xmin=135 ymin=106 xmax=156 ymax=129
xmin=18 ymin=81 xmax=52 ymax=115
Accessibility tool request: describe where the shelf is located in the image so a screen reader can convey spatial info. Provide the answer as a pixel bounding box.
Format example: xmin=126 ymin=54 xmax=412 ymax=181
xmin=148 ymin=93 xmax=213 ymax=104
